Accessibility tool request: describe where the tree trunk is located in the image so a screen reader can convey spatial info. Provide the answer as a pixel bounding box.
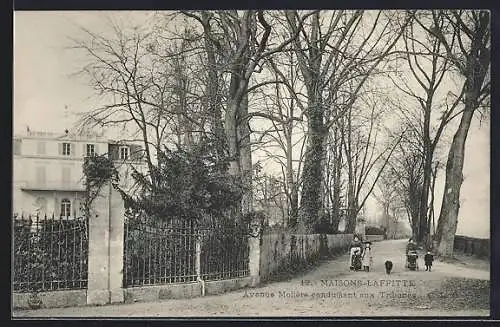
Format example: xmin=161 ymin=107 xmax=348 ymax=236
xmin=331 ymin=164 xmax=342 ymax=232
xmin=418 ymin=154 xmax=432 ymax=245
xmin=435 ymin=10 xmax=490 ymax=257
xmin=344 ymin=110 xmax=357 ymax=234
xmin=201 ymin=12 xmax=226 ymax=156
xmin=384 ymin=203 xmax=390 ymax=230
xmin=345 ymin=189 xmax=358 ymax=233
xmin=291 ymin=11 xmax=324 ymax=234
xmin=435 ymin=108 xmax=474 ymax=256
xmin=290 ymin=190 xmax=299 ymax=228
xmin=427 ymin=163 xmax=438 ymax=247
xmin=298 ymin=92 xmax=325 ymax=233
xmin=239 ymin=93 xmax=253 ymax=215
xmin=286 ymin=113 xmax=299 ymax=227
xmin=225 ymin=99 xmax=240 ymax=176
xmin=331 ymin=117 xmax=344 ymax=233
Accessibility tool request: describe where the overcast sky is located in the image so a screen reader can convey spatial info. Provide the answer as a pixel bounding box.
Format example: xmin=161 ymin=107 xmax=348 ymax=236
xmin=13 ymin=11 xmax=490 ymax=238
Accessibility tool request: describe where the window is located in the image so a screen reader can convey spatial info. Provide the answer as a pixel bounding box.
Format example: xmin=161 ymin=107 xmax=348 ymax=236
xmin=60 ymin=199 xmax=71 ymax=217
xmin=86 ymin=144 xmax=95 ymax=157
xmin=119 ymin=146 xmax=129 ymax=160
xmin=62 ymin=143 xmax=71 ymax=156
xmin=37 ymin=142 xmax=46 ymax=155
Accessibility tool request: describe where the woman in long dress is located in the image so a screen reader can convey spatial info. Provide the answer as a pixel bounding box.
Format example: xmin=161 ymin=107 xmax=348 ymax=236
xmin=349 ymin=235 xmax=363 ymax=270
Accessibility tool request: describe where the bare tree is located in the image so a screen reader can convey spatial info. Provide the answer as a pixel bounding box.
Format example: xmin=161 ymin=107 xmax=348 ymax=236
xmin=71 ymin=16 xmax=225 ymax=196
xmin=284 ymin=10 xmax=411 ymax=233
xmin=253 ymin=164 xmax=288 ymax=227
xmin=323 ymin=115 xmax=345 ymax=232
xmin=342 ymin=99 xmax=408 ymax=233
xmin=387 ymin=12 xmax=465 ymax=246
xmin=416 ymin=10 xmax=490 ymax=256
xmin=386 ymin=126 xmax=425 ymax=241
xmin=181 ymin=10 xmax=317 ymax=217
xmin=373 ymin=170 xmax=400 ymax=231
xmin=252 ymin=48 xmax=308 ymax=228
xmin=71 ymin=21 xmax=177 ymax=192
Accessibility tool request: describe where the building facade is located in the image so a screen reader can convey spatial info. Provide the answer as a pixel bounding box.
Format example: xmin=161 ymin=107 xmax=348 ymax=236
xmin=12 ymin=129 xmax=145 ymax=217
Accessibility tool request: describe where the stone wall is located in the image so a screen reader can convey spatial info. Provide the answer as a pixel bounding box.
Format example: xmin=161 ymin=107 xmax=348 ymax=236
xmin=365 ymin=234 xmax=384 ymax=242
xmin=454 ymin=235 xmax=490 ymax=258
xmin=13 ymin=181 xmax=261 ymax=310
xmin=13 ymin=179 xmax=356 ymax=310
xmin=259 ymin=233 xmax=353 ymax=282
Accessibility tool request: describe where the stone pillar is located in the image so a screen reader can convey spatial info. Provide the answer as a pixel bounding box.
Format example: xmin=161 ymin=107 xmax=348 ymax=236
xmin=248 ymin=222 xmax=261 ymax=287
xmin=195 ymin=236 xmax=202 ymax=279
xmin=87 ymin=181 xmax=125 ymax=305
xmin=87 ymin=181 xmax=111 ymax=305
xmin=108 ymin=183 xmax=125 ymax=303
xmin=195 ymin=234 xmax=205 ymax=296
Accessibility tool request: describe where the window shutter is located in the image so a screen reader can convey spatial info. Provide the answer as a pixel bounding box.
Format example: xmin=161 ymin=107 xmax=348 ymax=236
xmin=95 ymin=144 xmax=99 ymax=155
xmin=74 ymin=199 xmax=80 ymax=216
xmin=130 ymin=145 xmax=137 ymax=160
xmin=109 ymin=145 xmax=116 ymax=160
xmin=58 ymin=143 xmax=63 ymax=155
xmin=72 ymin=143 xmax=76 ymax=157
xmin=83 ymin=143 xmax=87 ymax=157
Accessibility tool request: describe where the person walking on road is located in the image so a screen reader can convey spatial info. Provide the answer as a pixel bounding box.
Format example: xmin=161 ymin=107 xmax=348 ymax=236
xmin=349 ymin=235 xmax=364 ymax=270
xmin=362 ymin=241 xmax=373 ymax=272
xmin=424 ymin=251 xmax=434 ymax=271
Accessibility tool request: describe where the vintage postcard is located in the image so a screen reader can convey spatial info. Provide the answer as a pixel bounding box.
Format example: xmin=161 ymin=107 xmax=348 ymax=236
xmin=12 ymin=10 xmax=490 ymax=318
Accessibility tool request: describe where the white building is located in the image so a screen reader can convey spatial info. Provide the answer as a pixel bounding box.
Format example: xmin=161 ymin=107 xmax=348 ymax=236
xmin=12 ymin=129 xmax=146 ymax=217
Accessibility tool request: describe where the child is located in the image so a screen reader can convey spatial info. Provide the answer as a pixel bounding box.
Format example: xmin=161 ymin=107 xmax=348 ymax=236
xmin=424 ymin=251 xmax=434 ymax=271
xmin=362 ymin=241 xmax=373 ymax=272
xmin=385 ymin=260 xmax=393 ymax=274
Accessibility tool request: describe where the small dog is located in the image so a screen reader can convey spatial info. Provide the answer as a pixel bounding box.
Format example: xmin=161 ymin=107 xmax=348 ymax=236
xmin=385 ymin=260 xmax=393 ymax=274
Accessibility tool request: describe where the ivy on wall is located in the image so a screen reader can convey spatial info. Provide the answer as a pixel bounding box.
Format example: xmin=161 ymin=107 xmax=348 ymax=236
xmin=82 ymin=154 xmax=119 ymax=216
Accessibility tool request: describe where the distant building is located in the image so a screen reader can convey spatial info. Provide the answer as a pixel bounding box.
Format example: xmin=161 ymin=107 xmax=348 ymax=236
xmin=12 ymin=129 xmax=146 ymax=217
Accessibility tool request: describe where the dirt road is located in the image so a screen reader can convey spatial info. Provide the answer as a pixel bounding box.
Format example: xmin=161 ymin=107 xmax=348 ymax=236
xmin=13 ymin=239 xmax=490 ymax=318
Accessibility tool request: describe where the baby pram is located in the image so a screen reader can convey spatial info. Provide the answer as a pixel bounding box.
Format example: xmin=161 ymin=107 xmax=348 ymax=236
xmin=406 ymin=250 xmax=419 ymax=271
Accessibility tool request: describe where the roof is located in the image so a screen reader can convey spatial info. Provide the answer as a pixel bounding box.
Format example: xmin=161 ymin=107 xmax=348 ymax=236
xmin=14 ymin=129 xmax=108 ymax=142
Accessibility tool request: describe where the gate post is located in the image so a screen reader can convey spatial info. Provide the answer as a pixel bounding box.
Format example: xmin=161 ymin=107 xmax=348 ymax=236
xmin=87 ymin=181 xmax=125 ymax=305
xmin=87 ymin=181 xmax=111 ymax=305
xmin=195 ymin=231 xmax=205 ymax=296
xmin=248 ymin=221 xmax=261 ymax=287
xmin=108 ymin=183 xmax=125 ymax=303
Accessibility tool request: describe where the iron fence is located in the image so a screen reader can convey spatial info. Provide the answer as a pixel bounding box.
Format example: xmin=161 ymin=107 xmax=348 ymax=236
xmin=13 ymin=213 xmax=89 ymax=293
xmin=200 ymin=220 xmax=250 ymax=281
xmin=123 ymin=214 xmax=250 ymax=287
xmin=123 ymin=216 xmax=198 ymax=287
